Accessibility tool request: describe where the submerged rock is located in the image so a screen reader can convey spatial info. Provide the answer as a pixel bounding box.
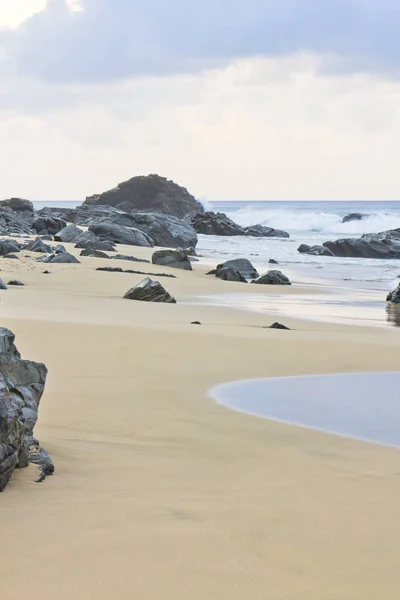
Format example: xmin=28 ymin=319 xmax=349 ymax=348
xmin=342 ymin=213 xmax=367 ymax=223
xmin=244 ymin=225 xmax=290 ymax=238
xmin=252 ymin=270 xmax=291 ymax=285
xmin=124 ymin=278 xmax=176 ymax=303
xmin=298 ymin=244 xmax=334 ymax=257
xmin=191 ymin=211 xmax=245 ymax=236
xmin=152 ymin=249 xmax=192 ymax=271
xmin=0 ymin=328 xmax=53 ymax=491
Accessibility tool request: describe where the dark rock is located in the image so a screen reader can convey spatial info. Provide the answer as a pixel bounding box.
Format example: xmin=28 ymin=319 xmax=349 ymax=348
xmin=89 ymin=223 xmax=154 ymax=247
xmin=191 ymin=321 xmax=202 ymax=325
xmin=79 ymin=247 xmax=110 ymax=259
xmin=191 ymin=211 xmax=244 ymax=236
xmin=216 ymin=259 xmax=258 ymax=280
xmin=3 ymin=254 xmax=19 ymax=260
xmin=387 ymin=283 xmax=400 ymax=304
xmin=183 ymin=246 xmax=198 ymax=256
xmin=43 ymin=271 xmax=51 ymax=274
xmin=0 ymin=279 xmax=7 ymax=290
xmin=74 ymin=231 xmax=116 ymax=252
xmin=0 ymin=198 xmax=34 ymax=213
xmin=96 ymin=267 xmax=175 ymax=278
xmin=112 ymin=254 xmax=150 ymax=264
xmin=0 ymin=209 xmax=32 ymax=236
xmin=0 ymin=240 xmax=21 ymax=256
xmin=298 ymin=244 xmax=334 ymax=257
xmin=266 ymin=322 xmax=291 ymax=330
xmin=322 ymin=237 xmax=400 ymax=259
xmin=84 ymin=174 xmax=203 ymax=218
xmin=32 ymin=216 xmax=67 ymax=236
xmin=24 ymin=237 xmax=53 ymax=254
xmin=269 ymin=259 xmax=279 ymax=264
xmin=252 ymin=270 xmax=291 ymax=285
xmin=152 ymin=249 xmax=192 ymax=271
xmin=54 ymin=224 xmax=84 ymax=243
xmin=40 ymin=235 xmax=53 ymax=241
xmin=342 ymin=213 xmax=367 ymax=223
xmin=96 ymin=267 xmax=124 ymax=273
xmin=73 ymin=204 xmax=126 ymax=226
xmin=37 ymin=251 xmax=80 ymax=264
xmin=7 ymin=280 xmax=24 ymax=286
xmin=244 ymin=225 xmax=290 ymax=238
xmin=123 ymin=277 xmax=176 ymax=303
xmin=37 ymin=206 xmax=77 ymax=223
xmin=216 ymin=266 xmax=247 ymax=282
xmin=0 ymin=328 xmax=53 ymax=491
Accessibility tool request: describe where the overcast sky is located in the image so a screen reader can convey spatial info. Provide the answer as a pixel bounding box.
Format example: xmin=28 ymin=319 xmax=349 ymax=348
xmin=0 ymin=0 xmax=399 ymax=200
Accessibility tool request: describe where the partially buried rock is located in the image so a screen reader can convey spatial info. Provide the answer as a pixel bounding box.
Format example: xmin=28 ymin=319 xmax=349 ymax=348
xmin=266 ymin=322 xmax=291 ymax=330
xmin=24 ymin=237 xmax=53 ymax=254
xmin=387 ymin=283 xmax=400 ymax=304
xmin=152 ymin=249 xmax=192 ymax=271
xmin=7 ymin=280 xmax=24 ymax=286
xmin=191 ymin=321 xmax=202 ymax=325
xmin=37 ymin=250 xmax=80 ymax=264
xmin=124 ymin=278 xmax=176 ymax=303
xmin=3 ymin=254 xmax=19 ymax=260
xmin=112 ymin=254 xmax=150 ymax=264
xmin=253 ymin=270 xmax=291 ymax=285
xmin=211 ymin=258 xmax=258 ymax=280
xmin=0 ymin=240 xmax=20 ymax=256
xmin=0 ymin=279 xmax=7 ymax=289
xmin=215 ymin=266 xmax=247 ymax=282
xmin=79 ymin=247 xmax=110 ymax=259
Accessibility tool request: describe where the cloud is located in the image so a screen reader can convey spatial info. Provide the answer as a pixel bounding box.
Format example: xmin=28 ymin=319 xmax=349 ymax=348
xmin=2 ymin=0 xmax=400 ymax=83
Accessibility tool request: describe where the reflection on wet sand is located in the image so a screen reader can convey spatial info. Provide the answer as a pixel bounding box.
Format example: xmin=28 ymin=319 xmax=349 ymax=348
xmin=386 ymin=303 xmax=400 ymax=327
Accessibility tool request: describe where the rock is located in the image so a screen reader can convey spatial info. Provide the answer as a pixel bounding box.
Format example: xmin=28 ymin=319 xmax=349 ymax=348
xmin=191 ymin=321 xmax=202 ymax=325
xmin=37 ymin=206 xmax=77 ymax=223
xmin=7 ymin=280 xmax=24 ymax=286
xmin=152 ymin=249 xmax=192 ymax=271
xmin=40 ymin=235 xmax=53 ymax=241
xmin=387 ymin=283 xmax=400 ymax=304
xmin=215 ymin=259 xmax=258 ymax=280
xmin=191 ymin=211 xmax=245 ymax=236
xmin=80 ymin=248 xmax=110 ymax=259
xmin=0 ymin=209 xmax=32 ymax=236
xmin=269 ymin=259 xmax=279 ymax=264
xmin=266 ymin=322 xmax=291 ymax=330
xmin=298 ymin=244 xmax=334 ymax=257
xmin=342 ymin=213 xmax=367 ymax=223
xmin=107 ymin=211 xmax=198 ymax=248
xmin=244 ymin=225 xmax=290 ymax=238
xmin=252 ymin=270 xmax=291 ymax=285
xmin=3 ymin=254 xmax=19 ymax=260
xmin=24 ymin=237 xmax=53 ymax=254
xmin=0 ymin=198 xmax=34 ymax=213
xmin=54 ymin=224 xmax=84 ymax=243
xmin=0 ymin=328 xmax=53 ymax=491
xmin=74 ymin=231 xmax=116 ymax=252
xmin=0 ymin=240 xmax=21 ymax=256
xmin=97 ymin=266 xmax=124 ymax=273
xmin=112 ymin=254 xmax=150 ymax=264
xmin=215 ymin=266 xmax=247 ymax=282
xmin=84 ymin=174 xmax=203 ymax=218
xmin=0 ymin=279 xmax=7 ymax=290
xmin=43 ymin=271 xmax=51 ymax=274
xmin=73 ymin=204 xmax=126 ymax=226
xmin=96 ymin=267 xmax=175 ymax=278
xmin=32 ymin=215 xmax=67 ymax=236
xmin=322 ymin=237 xmax=400 ymax=259
xmin=123 ymin=278 xmax=176 ymax=303
xmin=37 ymin=251 xmax=80 ymax=264
xmin=88 ymin=223 xmax=154 ymax=247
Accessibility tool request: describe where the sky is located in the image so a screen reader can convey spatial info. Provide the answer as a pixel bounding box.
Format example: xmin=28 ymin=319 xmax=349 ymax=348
xmin=0 ymin=0 xmax=399 ymax=200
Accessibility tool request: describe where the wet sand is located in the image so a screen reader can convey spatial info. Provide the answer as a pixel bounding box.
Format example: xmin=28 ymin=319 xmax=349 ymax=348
xmin=2 ymin=242 xmax=400 ymax=599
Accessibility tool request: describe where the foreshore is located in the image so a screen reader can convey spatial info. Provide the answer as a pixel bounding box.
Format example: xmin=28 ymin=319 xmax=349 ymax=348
xmin=2 ymin=241 xmax=400 ymax=599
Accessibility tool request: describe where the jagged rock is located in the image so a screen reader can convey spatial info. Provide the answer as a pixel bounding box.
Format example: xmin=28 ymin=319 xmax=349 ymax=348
xmin=80 ymin=248 xmax=110 ymax=259
xmin=152 ymin=249 xmax=192 ymax=271
xmin=298 ymin=244 xmax=334 ymax=257
xmin=32 ymin=216 xmax=67 ymax=236
xmin=244 ymin=225 xmax=290 ymax=238
xmin=0 ymin=240 xmax=20 ymax=256
xmin=37 ymin=206 xmax=77 ymax=223
xmin=387 ymin=283 xmax=400 ymax=304
xmin=191 ymin=211 xmax=245 ymax=236
xmin=123 ymin=278 xmax=176 ymax=303
xmin=0 ymin=328 xmax=53 ymax=491
xmin=84 ymin=174 xmax=203 ymax=218
xmin=37 ymin=251 xmax=80 ymax=264
xmin=0 ymin=198 xmax=34 ymax=213
xmin=74 ymin=231 xmax=116 ymax=251
xmin=112 ymin=254 xmax=150 ymax=264
xmin=0 ymin=209 xmax=32 ymax=235
xmin=8 ymin=280 xmax=24 ymax=286
xmin=0 ymin=279 xmax=7 ymax=290
xmin=183 ymin=246 xmax=198 ymax=256
xmin=252 ymin=270 xmax=291 ymax=285
xmin=213 ymin=259 xmax=258 ymax=280
xmin=269 ymin=259 xmax=279 ymax=264
xmin=24 ymin=237 xmax=53 ymax=253
xmin=342 ymin=213 xmax=367 ymax=223
xmin=40 ymin=235 xmax=53 ymax=241
xmin=88 ymin=223 xmax=154 ymax=247
xmin=322 ymin=237 xmax=400 ymax=259
xmin=54 ymin=224 xmax=84 ymax=243
xmin=267 ymin=322 xmax=291 ymax=330
xmin=73 ymin=204 xmax=126 ymax=226
xmin=215 ymin=266 xmax=247 ymax=282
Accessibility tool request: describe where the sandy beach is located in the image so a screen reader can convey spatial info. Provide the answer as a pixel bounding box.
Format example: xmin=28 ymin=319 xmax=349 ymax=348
xmin=2 ymin=242 xmax=400 ymax=600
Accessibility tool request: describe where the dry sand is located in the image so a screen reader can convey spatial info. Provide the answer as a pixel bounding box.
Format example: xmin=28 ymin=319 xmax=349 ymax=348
xmin=2 ymin=243 xmax=400 ymax=599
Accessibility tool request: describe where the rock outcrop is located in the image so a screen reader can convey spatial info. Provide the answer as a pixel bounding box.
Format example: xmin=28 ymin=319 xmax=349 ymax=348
xmin=123 ymin=278 xmax=176 ymax=303
xmin=110 ymin=212 xmax=198 ymax=249
xmin=191 ymin=211 xmax=245 ymax=236
xmin=322 ymin=237 xmax=400 ymax=259
xmin=252 ymin=270 xmax=291 ymax=285
xmin=0 ymin=198 xmax=34 ymax=213
xmin=0 ymin=328 xmax=53 ymax=491
xmin=54 ymin=224 xmax=84 ymax=243
xmin=84 ymin=174 xmax=203 ymax=218
xmin=298 ymin=244 xmax=334 ymax=257
xmin=88 ymin=223 xmax=154 ymax=247
xmin=152 ymin=249 xmax=192 ymax=271
xmin=0 ymin=208 xmax=32 ymax=235
xmin=33 ymin=215 xmax=67 ymax=236
xmin=244 ymin=225 xmax=290 ymax=238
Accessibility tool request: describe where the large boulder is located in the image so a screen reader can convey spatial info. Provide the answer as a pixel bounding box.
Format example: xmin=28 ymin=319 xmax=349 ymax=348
xmin=32 ymin=215 xmax=67 ymax=236
xmin=73 ymin=230 xmax=116 ymax=251
xmin=73 ymin=204 xmax=126 ymax=226
xmin=212 ymin=259 xmax=258 ymax=280
xmin=252 ymin=270 xmax=291 ymax=285
xmin=0 ymin=240 xmax=21 ymax=256
xmin=191 ymin=211 xmax=245 ymax=236
xmin=152 ymin=249 xmax=192 ymax=271
xmin=0 ymin=198 xmax=34 ymax=213
xmin=387 ymin=284 xmax=400 ymax=304
xmin=84 ymin=174 xmax=203 ymax=218
xmin=0 ymin=328 xmax=53 ymax=491
xmin=54 ymin=224 xmax=84 ymax=243
xmin=89 ymin=223 xmax=154 ymax=247
xmin=123 ymin=278 xmax=176 ymax=303
xmin=0 ymin=208 xmax=32 ymax=235
xmin=215 ymin=266 xmax=247 ymax=282
xmin=244 ymin=225 xmax=290 ymax=238
xmin=37 ymin=206 xmax=77 ymax=223
xmin=298 ymin=244 xmax=334 ymax=257
xmin=322 ymin=237 xmax=400 ymax=259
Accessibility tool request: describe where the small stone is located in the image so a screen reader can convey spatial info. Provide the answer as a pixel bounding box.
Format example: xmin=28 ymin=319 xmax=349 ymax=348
xmin=191 ymin=321 xmax=202 ymax=325
xmin=266 ymin=322 xmax=291 ymax=330
xmin=7 ymin=280 xmax=24 ymax=286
